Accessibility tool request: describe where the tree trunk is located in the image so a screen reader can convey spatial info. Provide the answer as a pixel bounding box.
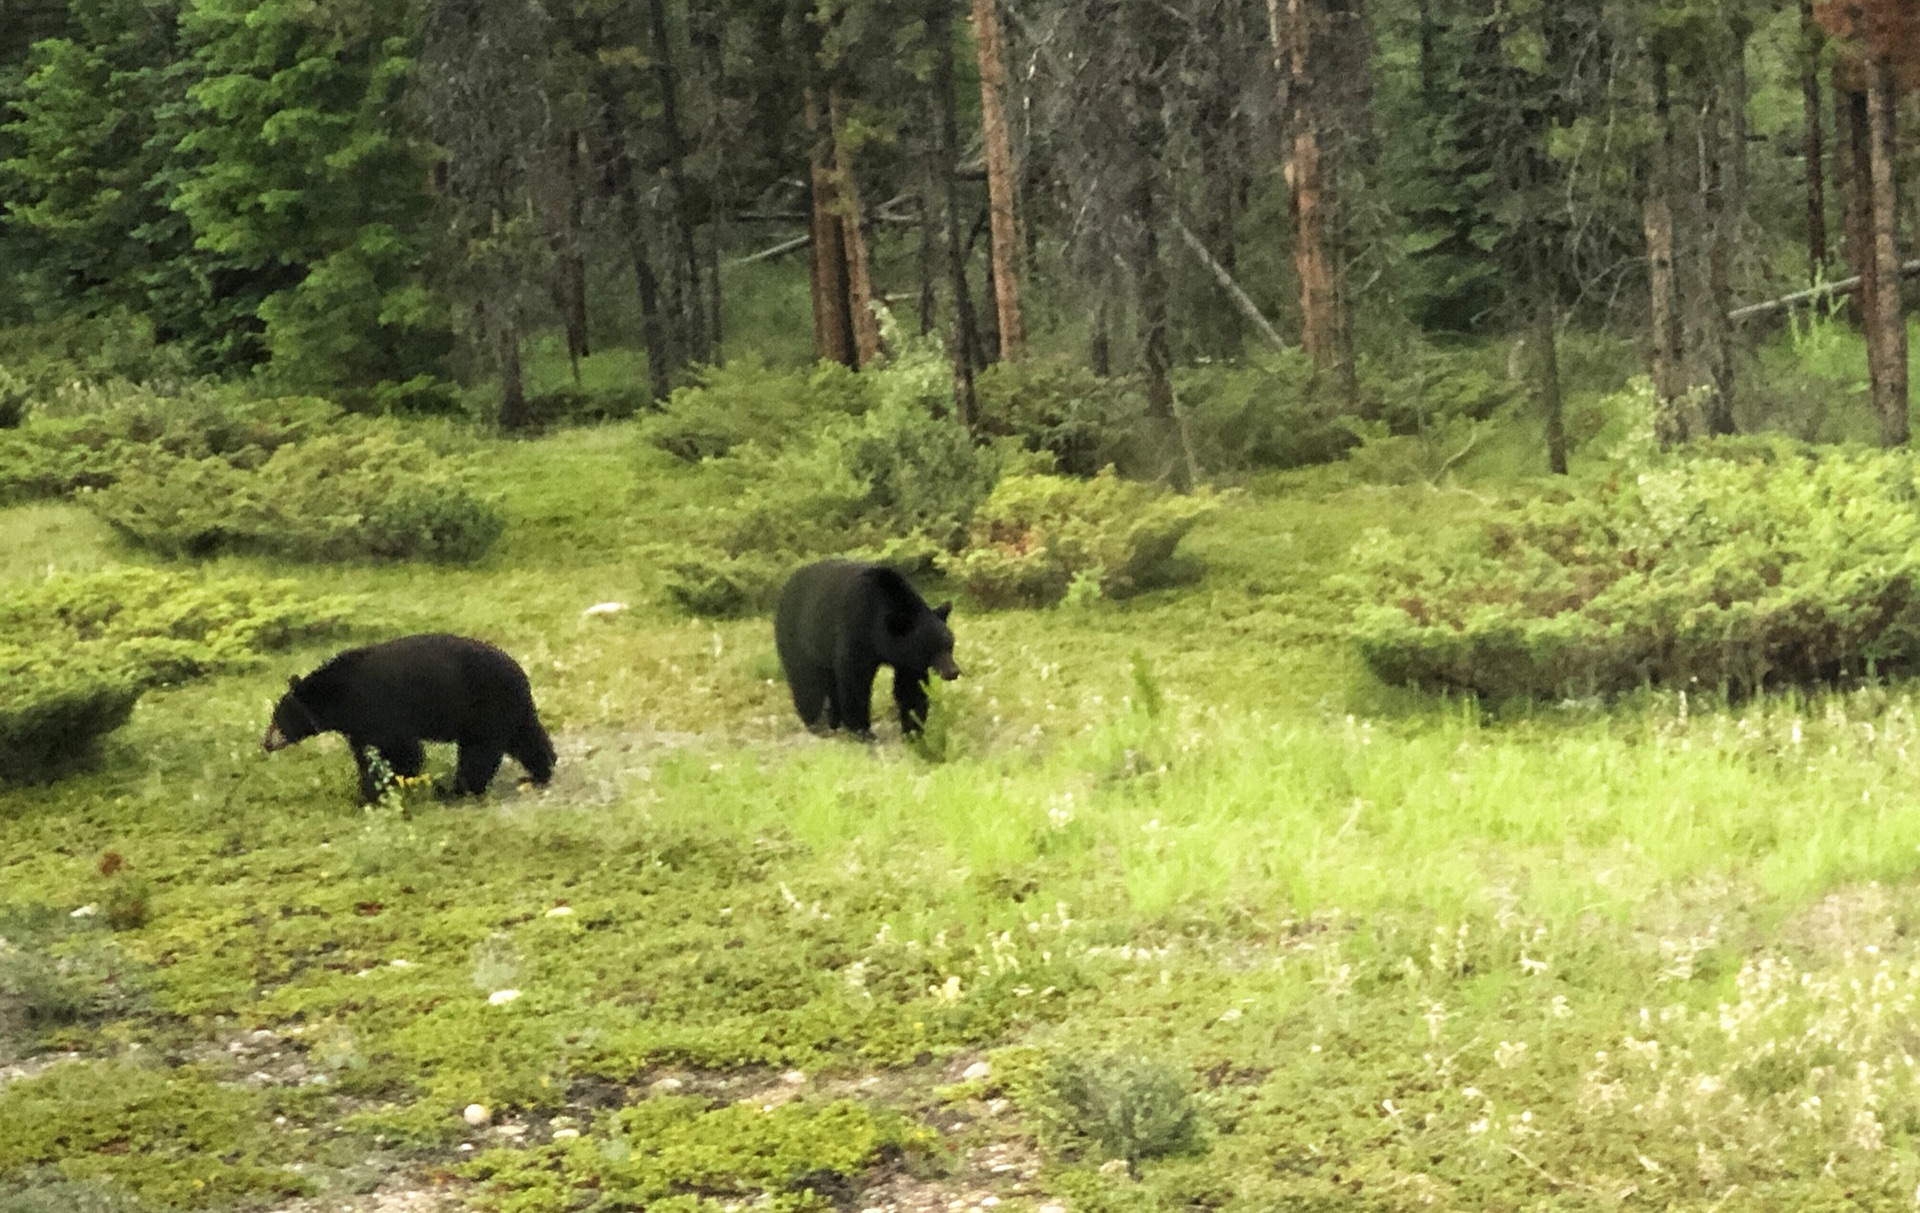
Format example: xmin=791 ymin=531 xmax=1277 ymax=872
xmin=804 ymin=87 xmax=857 ymax=368
xmin=601 ymin=112 xmax=674 ymax=401
xmin=555 ymin=130 xmax=590 ymax=384
xmin=971 ymin=0 xmax=1026 ymax=361
xmin=647 ymin=0 xmax=707 ymax=366
xmin=496 ymin=315 xmax=530 ymax=431
xmin=1533 ymin=244 xmax=1566 ymax=475
xmin=1701 ymin=89 xmax=1736 ymax=436
xmin=1644 ymin=44 xmax=1686 ymax=445
xmin=1275 ymin=0 xmax=1358 ymax=407
xmin=1801 ymin=0 xmax=1828 ymax=281
xmin=927 ymin=0 xmax=979 ymax=423
xmin=917 ymin=191 xmax=938 ymax=335
xmin=1865 ymin=53 xmax=1908 ymax=447
xmin=1838 ymin=82 xmax=1875 ymax=332
xmin=828 ymin=90 xmax=884 ymax=367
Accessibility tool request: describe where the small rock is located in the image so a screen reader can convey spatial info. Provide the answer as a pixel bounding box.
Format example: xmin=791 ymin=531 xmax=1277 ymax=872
xmin=544 ymin=906 xmax=575 ymax=918
xmin=1039 ymin=1205 xmax=1068 ymax=1213
xmin=781 ymin=1069 xmax=808 ymax=1085
xmin=464 ymin=1104 xmax=491 ymax=1127
xmin=981 ymin=1199 xmax=1002 ymax=1208
xmin=69 ymin=904 xmax=97 ymax=918
xmin=1098 ymin=1159 xmax=1129 ymax=1176
xmin=961 ymin=1061 xmax=992 ymax=1082
xmin=650 ymin=1077 xmax=685 ymax=1092
xmin=496 ymin=1123 xmax=528 ymax=1139
xmin=583 ymin=601 xmax=628 ymax=617
xmin=488 ymin=989 xmax=522 ymax=1006
xmin=986 ymin=1098 xmax=1011 ymax=1115
xmin=551 ymin=1128 xmax=581 ymax=1140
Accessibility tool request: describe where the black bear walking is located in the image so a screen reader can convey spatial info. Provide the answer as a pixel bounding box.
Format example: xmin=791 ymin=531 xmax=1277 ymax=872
xmin=263 ymin=634 xmax=556 ymax=802
xmin=774 ymin=559 xmax=961 ymax=739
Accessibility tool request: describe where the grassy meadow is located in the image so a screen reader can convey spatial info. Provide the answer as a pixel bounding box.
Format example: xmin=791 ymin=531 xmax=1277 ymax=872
xmin=7 ymin=358 xmax=1920 ymax=1212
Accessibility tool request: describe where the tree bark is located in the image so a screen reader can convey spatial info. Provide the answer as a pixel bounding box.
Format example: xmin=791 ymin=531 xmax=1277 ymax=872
xmin=496 ymin=314 xmax=530 ymax=431
xmin=828 ymin=90 xmax=884 ymax=367
xmin=1532 ymin=244 xmax=1566 ymax=475
xmin=804 ymin=87 xmax=856 ymax=367
xmin=1274 ymin=0 xmax=1358 ymax=407
xmin=1643 ymin=45 xmax=1686 ymax=445
xmin=554 ymin=130 xmax=590 ymax=384
xmin=647 ymin=0 xmax=707 ymax=366
xmin=1838 ymin=82 xmax=1875 ymax=331
xmin=927 ymin=0 xmax=979 ymax=424
xmin=971 ymin=0 xmax=1026 ymax=361
xmin=1701 ymin=88 xmax=1736 ymax=436
xmin=1864 ymin=52 xmax=1908 ymax=446
xmin=600 ymin=110 xmax=673 ymax=401
xmin=1801 ymin=0 xmax=1828 ymax=281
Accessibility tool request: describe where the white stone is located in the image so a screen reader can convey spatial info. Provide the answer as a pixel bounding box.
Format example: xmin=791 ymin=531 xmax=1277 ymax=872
xmin=488 ymin=989 xmax=522 ymax=1006
xmin=544 ymin=906 xmax=575 ymax=918
xmin=961 ymin=1061 xmax=992 ymax=1081
xmin=583 ymin=602 xmax=628 ymax=617
xmin=464 ymin=1104 xmax=491 ymax=1127
xmin=551 ymin=1128 xmax=580 ymax=1140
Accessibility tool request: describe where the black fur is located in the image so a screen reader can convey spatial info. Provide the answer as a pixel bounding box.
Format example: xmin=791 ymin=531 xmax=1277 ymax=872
xmin=774 ymin=559 xmax=961 ymax=739
xmin=264 ymin=633 xmax=556 ymax=802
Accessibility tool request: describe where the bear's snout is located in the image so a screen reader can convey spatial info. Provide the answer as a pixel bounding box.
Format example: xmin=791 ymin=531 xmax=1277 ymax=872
xmin=934 ymin=655 xmax=961 ymax=681
xmin=261 ymin=725 xmax=290 ymax=753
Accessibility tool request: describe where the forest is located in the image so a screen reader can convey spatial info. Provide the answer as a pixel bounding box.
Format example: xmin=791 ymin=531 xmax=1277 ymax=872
xmin=3 ymin=0 xmax=1920 ymax=1210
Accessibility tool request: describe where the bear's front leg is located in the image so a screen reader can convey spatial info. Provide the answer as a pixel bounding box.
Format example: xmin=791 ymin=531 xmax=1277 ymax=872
xmin=893 ymin=666 xmax=931 ymax=737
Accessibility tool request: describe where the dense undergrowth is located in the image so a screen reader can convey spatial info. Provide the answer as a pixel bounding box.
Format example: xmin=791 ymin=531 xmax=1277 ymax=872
xmin=6 ymin=333 xmax=1920 ymax=1211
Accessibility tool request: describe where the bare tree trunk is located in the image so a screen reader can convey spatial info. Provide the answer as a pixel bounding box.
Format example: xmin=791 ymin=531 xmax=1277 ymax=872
xmin=1865 ymin=53 xmax=1909 ymax=446
xmin=647 ymin=0 xmax=707 ymax=365
xmin=554 ymin=131 xmax=590 ymax=385
xmin=1644 ymin=45 xmax=1686 ymax=445
xmin=1838 ymin=83 xmax=1876 ymax=332
xmin=1701 ymin=89 xmax=1736 ymax=436
xmin=971 ymin=0 xmax=1026 ymax=361
xmin=601 ymin=113 xmax=673 ymax=401
xmin=496 ymin=314 xmax=530 ymax=431
xmin=1801 ymin=0 xmax=1828 ymax=281
xmin=828 ymin=90 xmax=884 ymax=367
xmin=804 ymin=87 xmax=856 ymax=367
xmin=928 ymin=0 xmax=979 ymax=423
xmin=917 ymin=191 xmax=938 ymax=335
xmin=1274 ymin=0 xmax=1358 ymax=407
xmin=1532 ymin=244 xmax=1567 ymax=475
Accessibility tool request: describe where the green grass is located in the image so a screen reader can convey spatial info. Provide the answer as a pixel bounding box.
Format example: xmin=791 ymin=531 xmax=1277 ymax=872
xmin=7 ymin=419 xmax=1920 ymax=1210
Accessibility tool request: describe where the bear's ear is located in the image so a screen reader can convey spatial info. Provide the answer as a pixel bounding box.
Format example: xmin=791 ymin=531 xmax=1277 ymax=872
xmin=287 ymin=675 xmax=301 ymax=692
xmin=934 ymin=601 xmax=952 ymax=621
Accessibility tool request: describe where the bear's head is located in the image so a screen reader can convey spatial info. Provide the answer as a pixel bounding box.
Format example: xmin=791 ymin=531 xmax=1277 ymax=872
xmin=893 ymin=601 xmax=961 ymax=681
xmin=262 ymin=676 xmax=321 ymax=752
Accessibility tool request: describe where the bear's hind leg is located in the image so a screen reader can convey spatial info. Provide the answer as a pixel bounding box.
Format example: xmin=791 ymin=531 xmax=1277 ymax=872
xmin=836 ymin=659 xmax=879 ymax=740
xmin=452 ymin=746 xmax=505 ymax=797
xmin=508 ymin=716 xmax=556 ymax=785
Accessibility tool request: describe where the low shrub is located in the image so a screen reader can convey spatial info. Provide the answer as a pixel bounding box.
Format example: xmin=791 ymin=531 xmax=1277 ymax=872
xmin=0 ymin=568 xmax=357 ymax=783
xmin=645 ymin=357 xmax=873 ymax=462
xmin=0 ymin=390 xmax=340 ymax=506
xmin=1346 ymin=438 xmax=1920 ymax=698
xmin=941 ymin=470 xmax=1220 ymax=609
xmin=1039 ymin=1053 xmax=1205 ymax=1173
xmin=89 ymin=431 xmax=503 ymax=563
xmin=522 ymin=383 xmax=653 ymax=430
xmin=975 ymin=360 xmax=1149 ymax=477
xmin=1176 ymin=354 xmax=1359 ymax=474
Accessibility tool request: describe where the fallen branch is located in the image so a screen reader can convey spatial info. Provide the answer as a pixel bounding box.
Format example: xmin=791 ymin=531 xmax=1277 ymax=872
xmin=1729 ymin=258 xmax=1920 ymax=321
xmin=727 ymin=233 xmax=811 ymax=267
xmin=1172 ymin=218 xmax=1291 ymax=355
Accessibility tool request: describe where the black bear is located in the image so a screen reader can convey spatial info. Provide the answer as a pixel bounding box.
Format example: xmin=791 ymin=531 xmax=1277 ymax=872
xmin=774 ymin=559 xmax=961 ymax=739
xmin=262 ymin=633 xmax=556 ymax=802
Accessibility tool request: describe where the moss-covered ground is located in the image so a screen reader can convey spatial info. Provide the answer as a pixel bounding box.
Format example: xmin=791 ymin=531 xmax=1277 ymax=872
xmin=8 ymin=420 xmax=1920 ymax=1212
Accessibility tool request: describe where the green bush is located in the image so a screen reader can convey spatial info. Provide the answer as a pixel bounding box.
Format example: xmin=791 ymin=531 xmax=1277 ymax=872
xmin=523 ymin=383 xmax=653 ymax=430
xmin=1039 ymin=1054 xmax=1204 ymax=1173
xmin=90 ymin=430 xmax=503 ymax=563
xmin=645 ymin=357 xmax=873 ymax=462
xmin=940 ymin=470 xmax=1219 ymax=609
xmin=1176 ymin=354 xmax=1359 ymax=474
xmin=0 ymin=389 xmax=340 ymax=506
xmin=975 ymin=359 xmax=1149 ymax=477
xmin=1346 ymin=438 xmax=1920 ymax=699
xmin=467 ymin=1097 xmax=928 ymax=1212
xmin=0 ymin=568 xmax=357 ymax=783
